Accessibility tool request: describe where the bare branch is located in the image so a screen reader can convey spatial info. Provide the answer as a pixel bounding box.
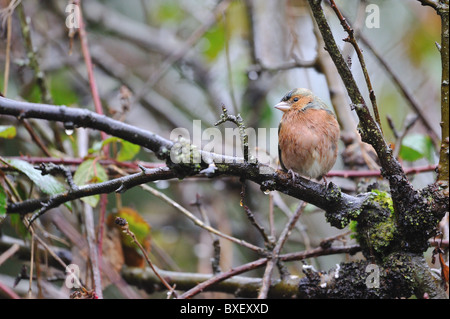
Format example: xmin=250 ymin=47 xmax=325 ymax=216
xmin=0 ymin=97 xmax=370 ymax=229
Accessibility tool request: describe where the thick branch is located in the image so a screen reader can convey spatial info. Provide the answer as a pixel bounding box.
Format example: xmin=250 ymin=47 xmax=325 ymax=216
xmin=0 ymin=97 xmax=368 ymax=227
xmin=328 ymin=0 xmax=382 ymax=133
xmin=307 ymin=0 xmax=404 ymax=181
xmin=298 ymin=252 xmax=448 ymax=299
xmin=307 ymin=1 xmax=449 ymax=254
xmin=0 ymin=97 xmax=173 ymax=157
xmin=436 ymin=2 xmax=449 ymax=189
xmin=121 ymin=266 xmax=299 ymax=299
xmin=174 ymin=245 xmax=360 ymax=299
xmin=6 ymin=166 xmax=174 ymax=216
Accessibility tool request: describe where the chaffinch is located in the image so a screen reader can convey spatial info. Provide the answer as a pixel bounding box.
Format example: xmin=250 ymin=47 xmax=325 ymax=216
xmin=275 ymin=88 xmax=340 ymax=181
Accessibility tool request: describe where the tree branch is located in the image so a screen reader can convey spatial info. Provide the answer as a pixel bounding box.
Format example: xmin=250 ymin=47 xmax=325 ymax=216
xmin=6 ymin=166 xmax=174 ymax=217
xmin=307 ymin=0 xmax=448 ymax=254
xmin=328 ymin=0 xmax=382 ymax=133
xmin=307 ymin=0 xmax=402 ymax=180
xmin=175 ymin=245 xmax=360 ymax=299
xmin=0 ymin=96 xmax=369 ymax=229
xmin=435 ymin=1 xmax=449 ymax=191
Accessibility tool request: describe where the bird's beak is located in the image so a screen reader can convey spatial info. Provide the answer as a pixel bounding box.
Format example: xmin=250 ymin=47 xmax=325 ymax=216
xmin=274 ymin=101 xmax=290 ymax=112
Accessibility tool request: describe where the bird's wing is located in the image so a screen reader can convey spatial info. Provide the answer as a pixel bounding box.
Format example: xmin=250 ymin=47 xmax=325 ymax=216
xmin=278 ymin=120 xmax=287 ymax=171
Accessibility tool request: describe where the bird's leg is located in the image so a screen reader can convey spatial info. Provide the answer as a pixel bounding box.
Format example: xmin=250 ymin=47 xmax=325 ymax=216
xmin=287 ymin=169 xmax=309 ymax=187
xmin=287 ymin=169 xmax=297 ymax=181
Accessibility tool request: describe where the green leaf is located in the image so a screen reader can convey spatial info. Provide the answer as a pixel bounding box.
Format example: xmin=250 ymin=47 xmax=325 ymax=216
xmin=155 ymin=1 xmax=185 ymax=23
xmin=88 ymin=137 xmax=117 ymax=154
xmin=88 ymin=137 xmax=140 ymax=161
xmin=73 ymin=159 xmax=108 ymax=207
xmin=117 ymin=140 xmax=140 ymax=161
xmin=3 ymin=158 xmax=72 ymax=211
xmin=88 ymin=140 xmax=104 ymax=154
xmin=50 ymin=72 xmax=79 ymax=106
xmin=5 ymin=158 xmax=66 ymax=196
xmin=10 ymin=214 xmax=30 ymax=239
xmin=0 ymin=184 xmax=6 ymax=216
xmin=202 ymin=24 xmax=226 ymax=61
xmin=0 ymin=125 xmax=16 ymax=139
xmin=80 ymin=193 xmax=100 ymax=208
xmin=399 ymin=134 xmax=434 ymax=162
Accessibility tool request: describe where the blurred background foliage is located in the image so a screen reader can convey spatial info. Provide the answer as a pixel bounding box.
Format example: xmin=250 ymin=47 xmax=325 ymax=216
xmin=0 ymin=0 xmax=445 ymax=298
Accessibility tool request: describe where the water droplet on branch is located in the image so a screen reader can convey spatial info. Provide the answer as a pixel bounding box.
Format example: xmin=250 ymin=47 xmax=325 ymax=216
xmin=64 ymin=122 xmax=75 ymax=135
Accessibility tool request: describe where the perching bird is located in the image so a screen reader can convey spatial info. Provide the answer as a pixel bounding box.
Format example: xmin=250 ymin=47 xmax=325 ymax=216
xmin=275 ymin=88 xmax=340 ymax=181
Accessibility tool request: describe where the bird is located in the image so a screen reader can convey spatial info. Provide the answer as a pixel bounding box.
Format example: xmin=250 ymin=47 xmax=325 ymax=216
xmin=275 ymin=88 xmax=340 ymax=182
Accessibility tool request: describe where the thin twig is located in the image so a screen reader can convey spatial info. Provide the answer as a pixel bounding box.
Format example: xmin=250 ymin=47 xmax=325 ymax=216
xmin=132 ymin=0 xmax=232 ymax=103
xmin=34 ymin=163 xmax=78 ymax=191
xmin=357 ymin=32 xmax=440 ymax=147
xmin=110 ymin=165 xmax=264 ymax=254
xmin=28 ymin=227 xmax=35 ymax=297
xmin=190 ymin=194 xmax=222 ymax=274
xmin=0 ymin=282 xmax=20 ymax=299
xmin=82 ymin=204 xmax=103 ymax=299
xmin=16 ymin=1 xmax=52 ymax=104
xmin=114 ymin=217 xmax=178 ymax=298
xmin=179 ymin=244 xmax=360 ymax=299
xmin=72 ymin=0 xmax=106 ymax=124
xmin=139 ymin=180 xmax=264 ymax=254
xmin=417 ymin=0 xmax=441 ymax=9
xmin=392 ymin=114 xmax=420 ymax=159
xmin=272 ymin=192 xmax=311 ymax=250
xmin=0 ymin=243 xmax=20 ymax=266
xmin=223 ymin=8 xmax=238 ymax=114
xmin=18 ymin=167 xmax=174 ymax=225
xmin=179 ymin=258 xmax=268 ymax=299
xmin=258 ymin=202 xmax=306 ymax=299
xmin=50 ymin=213 xmax=142 ymax=298
xmin=215 ymin=104 xmax=251 ymax=162
xmin=329 ymin=0 xmax=382 ymax=133
xmin=73 ymin=7 xmax=110 ymax=266
xmin=1 ymin=0 xmax=17 ymax=96
xmin=19 ymin=119 xmax=52 ymax=157
xmin=240 ymin=181 xmax=272 ymax=245
xmin=250 ymin=58 xmax=317 ymax=74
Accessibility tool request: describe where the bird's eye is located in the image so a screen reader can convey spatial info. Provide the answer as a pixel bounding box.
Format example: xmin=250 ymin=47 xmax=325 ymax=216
xmin=293 ymin=97 xmax=299 ymax=102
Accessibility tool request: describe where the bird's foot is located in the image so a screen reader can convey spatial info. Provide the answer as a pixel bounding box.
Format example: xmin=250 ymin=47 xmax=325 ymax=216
xmin=287 ymin=169 xmax=308 ymax=187
xmin=321 ymin=175 xmax=328 ymax=187
xmin=287 ymin=169 xmax=298 ymax=182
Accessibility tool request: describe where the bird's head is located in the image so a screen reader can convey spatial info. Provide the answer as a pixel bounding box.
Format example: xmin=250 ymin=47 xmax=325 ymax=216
xmin=274 ymin=88 xmax=318 ymax=113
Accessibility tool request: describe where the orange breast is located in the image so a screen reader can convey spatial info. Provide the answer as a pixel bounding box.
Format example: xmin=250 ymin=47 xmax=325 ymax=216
xmin=279 ymin=109 xmax=339 ymax=179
